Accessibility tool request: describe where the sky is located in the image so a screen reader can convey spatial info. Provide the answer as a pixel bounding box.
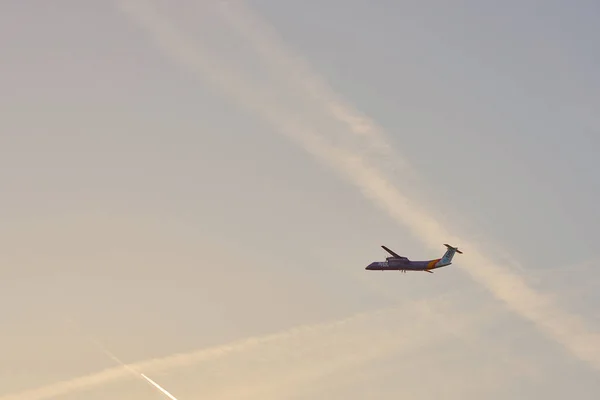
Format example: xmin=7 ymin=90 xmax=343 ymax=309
xmin=1 ymin=0 xmax=599 ymax=399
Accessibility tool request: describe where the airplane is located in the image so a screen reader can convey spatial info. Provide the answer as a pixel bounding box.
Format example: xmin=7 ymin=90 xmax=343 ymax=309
xmin=365 ymin=244 xmax=462 ymax=273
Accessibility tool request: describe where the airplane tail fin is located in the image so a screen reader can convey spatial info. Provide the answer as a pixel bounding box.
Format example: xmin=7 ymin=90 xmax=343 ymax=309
xmin=440 ymin=244 xmax=462 ymax=264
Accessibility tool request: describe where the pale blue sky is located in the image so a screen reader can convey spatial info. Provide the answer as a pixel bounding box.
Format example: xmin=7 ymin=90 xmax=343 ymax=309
xmin=1 ymin=1 xmax=599 ymax=399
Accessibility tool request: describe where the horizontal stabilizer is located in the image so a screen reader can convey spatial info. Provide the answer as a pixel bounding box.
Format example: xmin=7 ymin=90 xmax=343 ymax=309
xmin=444 ymin=243 xmax=463 ymax=254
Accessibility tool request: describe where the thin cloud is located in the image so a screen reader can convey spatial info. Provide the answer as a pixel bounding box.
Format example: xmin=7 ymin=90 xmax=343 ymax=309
xmin=199 ymin=300 xmax=496 ymax=399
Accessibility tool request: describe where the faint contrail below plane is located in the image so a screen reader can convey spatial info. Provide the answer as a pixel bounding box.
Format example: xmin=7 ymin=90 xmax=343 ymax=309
xmin=114 ymin=0 xmax=600 ymax=372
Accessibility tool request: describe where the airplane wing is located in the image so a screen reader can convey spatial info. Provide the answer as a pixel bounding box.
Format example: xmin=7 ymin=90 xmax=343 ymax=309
xmin=381 ymin=245 xmax=409 ymax=260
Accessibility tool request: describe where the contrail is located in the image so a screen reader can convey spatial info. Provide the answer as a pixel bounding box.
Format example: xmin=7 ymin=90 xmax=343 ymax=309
xmin=212 ymin=1 xmax=395 ymax=147
xmin=211 ymin=0 xmax=420 ymax=185
xmin=0 ymin=293 xmax=468 ymax=400
xmin=203 ymin=1 xmax=600 ymax=371
xmin=63 ymin=316 xmax=141 ymax=376
xmin=92 ymin=338 xmax=180 ymax=400
xmin=141 ymin=374 xmax=179 ymax=400
xmin=65 ymin=317 xmax=181 ymax=399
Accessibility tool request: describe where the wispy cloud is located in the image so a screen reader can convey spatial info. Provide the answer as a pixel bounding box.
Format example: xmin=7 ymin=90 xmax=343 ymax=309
xmin=285 ymin=322 xmax=543 ymax=400
xmin=198 ymin=302 xmax=495 ymax=399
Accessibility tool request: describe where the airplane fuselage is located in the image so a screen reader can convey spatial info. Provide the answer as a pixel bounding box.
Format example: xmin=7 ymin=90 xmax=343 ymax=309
xmin=365 ymin=258 xmax=450 ymax=272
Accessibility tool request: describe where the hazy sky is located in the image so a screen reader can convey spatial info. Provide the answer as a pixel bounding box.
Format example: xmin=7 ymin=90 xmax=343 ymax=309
xmin=2 ymin=1 xmax=599 ymax=399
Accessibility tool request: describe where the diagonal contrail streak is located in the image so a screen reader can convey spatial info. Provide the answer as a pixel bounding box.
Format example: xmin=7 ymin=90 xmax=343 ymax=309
xmin=66 ymin=317 xmax=181 ymax=399
xmin=141 ymin=374 xmax=179 ymax=400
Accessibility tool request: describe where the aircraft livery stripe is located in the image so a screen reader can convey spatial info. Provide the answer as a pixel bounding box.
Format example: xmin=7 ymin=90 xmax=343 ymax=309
xmin=427 ymin=259 xmax=440 ymax=269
